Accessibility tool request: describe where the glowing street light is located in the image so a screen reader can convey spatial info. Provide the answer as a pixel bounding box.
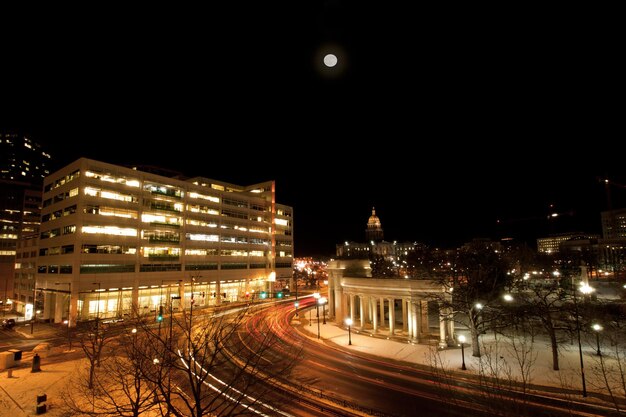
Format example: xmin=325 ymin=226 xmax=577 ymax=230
xmin=319 ymin=297 xmax=327 ymax=325
xmin=63 ymin=319 xmax=72 ymax=351
xmin=592 ymin=324 xmax=603 ymax=356
xmin=345 ymin=318 xmax=353 ymax=345
xmin=503 ymin=294 xmax=514 ymax=302
xmin=458 ymin=335 xmax=467 ymax=370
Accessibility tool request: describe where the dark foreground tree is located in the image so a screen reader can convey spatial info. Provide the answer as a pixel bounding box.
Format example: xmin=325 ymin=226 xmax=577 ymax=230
xmin=65 ymin=303 xmax=301 ymax=416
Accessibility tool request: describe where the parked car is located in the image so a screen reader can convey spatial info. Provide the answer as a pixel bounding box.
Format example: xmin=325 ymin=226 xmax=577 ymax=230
xmin=2 ymin=318 xmax=16 ymax=329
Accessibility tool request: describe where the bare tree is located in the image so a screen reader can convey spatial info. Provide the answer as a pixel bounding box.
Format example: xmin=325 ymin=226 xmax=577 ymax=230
xmin=512 ymin=281 xmax=570 ymax=370
xmin=64 ymin=304 xmax=301 ymax=417
xmin=63 ymin=318 xmax=159 ymax=416
xmin=140 ymin=304 xmax=300 ymax=416
xmin=434 ymin=240 xmax=513 ymax=356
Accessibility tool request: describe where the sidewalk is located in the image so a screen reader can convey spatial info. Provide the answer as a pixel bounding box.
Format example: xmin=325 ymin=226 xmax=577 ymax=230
xmin=294 ymin=310 xmax=615 ymax=398
xmin=0 ymin=348 xmax=83 ymax=417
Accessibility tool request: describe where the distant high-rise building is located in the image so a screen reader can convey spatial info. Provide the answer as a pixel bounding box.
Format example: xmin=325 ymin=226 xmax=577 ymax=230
xmin=1 ymin=133 xmax=51 ymax=181
xmin=365 ymin=207 xmax=384 ymax=242
xmin=0 ymin=133 xmax=48 ymax=312
xmin=537 ymin=232 xmax=599 ymax=254
xmin=601 ymin=208 xmax=626 ymax=239
xmin=36 ymin=158 xmax=293 ymax=325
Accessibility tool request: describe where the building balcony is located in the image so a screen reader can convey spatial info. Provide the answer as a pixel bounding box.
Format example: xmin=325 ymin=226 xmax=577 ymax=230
xmin=149 ymin=221 xmax=181 ymax=229
xmin=148 ymin=236 xmax=180 ymax=244
xmin=148 ymin=254 xmax=180 ymax=261
xmin=150 ymin=203 xmax=181 ymax=213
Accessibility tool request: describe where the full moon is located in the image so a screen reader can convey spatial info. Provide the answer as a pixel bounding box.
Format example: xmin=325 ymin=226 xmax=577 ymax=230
xmin=323 ymin=54 xmax=338 ymax=67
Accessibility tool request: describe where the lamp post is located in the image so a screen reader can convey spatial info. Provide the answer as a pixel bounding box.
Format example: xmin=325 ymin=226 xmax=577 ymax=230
xmin=319 ymin=297 xmax=327 ymax=325
xmin=592 ymin=324 xmax=603 ymax=356
xmin=63 ymin=319 xmax=72 ymax=350
xmin=458 ymin=335 xmax=467 ymax=370
xmin=345 ymin=318 xmax=353 ymax=345
xmin=55 ymin=281 xmax=71 ymax=327
xmin=313 ymin=293 xmax=321 ymax=339
xmin=30 ymin=310 xmax=40 ymax=335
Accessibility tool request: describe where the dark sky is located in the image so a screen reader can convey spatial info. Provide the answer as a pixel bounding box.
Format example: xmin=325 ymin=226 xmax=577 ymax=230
xmin=3 ymin=4 xmax=624 ymax=256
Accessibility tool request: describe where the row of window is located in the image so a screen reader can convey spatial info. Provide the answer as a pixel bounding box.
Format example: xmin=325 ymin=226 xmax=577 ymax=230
xmin=44 ymin=169 xmax=80 ymax=192
xmin=37 ymin=262 xmax=292 ymax=274
xmin=42 ymin=204 xmax=77 ymax=222
xmin=85 ymin=170 xmax=140 ymax=187
xmin=15 ymin=250 xmax=37 ymax=258
xmin=38 ymin=245 xmax=271 ymax=257
xmin=40 ymin=225 xmax=76 ymax=239
xmin=42 ymin=187 xmax=78 ymax=207
xmin=39 ymin=245 xmax=75 ymax=256
xmin=37 ymin=265 xmax=73 ymax=274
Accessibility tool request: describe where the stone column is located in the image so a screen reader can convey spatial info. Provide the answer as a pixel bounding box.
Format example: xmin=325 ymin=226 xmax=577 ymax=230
xmin=447 ymin=307 xmax=455 ymax=343
xmin=328 ymin=281 xmax=335 ymax=319
xmin=372 ymin=297 xmax=378 ymax=332
xmin=414 ymin=301 xmax=422 ymax=340
xmin=359 ymin=296 xmax=366 ymax=329
xmin=402 ymin=300 xmax=413 ymax=339
xmin=349 ymin=294 xmax=355 ymax=323
xmin=438 ymin=303 xmax=447 ymax=349
xmin=420 ymin=300 xmax=429 ymax=337
xmin=388 ymin=298 xmax=395 ymax=336
xmin=402 ymin=299 xmax=408 ymax=332
xmin=329 ymin=287 xmax=347 ymax=324
xmin=379 ymin=297 xmax=385 ymax=328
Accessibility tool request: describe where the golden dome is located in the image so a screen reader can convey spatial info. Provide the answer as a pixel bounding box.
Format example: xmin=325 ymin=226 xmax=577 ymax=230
xmin=367 ymin=207 xmax=381 ymax=228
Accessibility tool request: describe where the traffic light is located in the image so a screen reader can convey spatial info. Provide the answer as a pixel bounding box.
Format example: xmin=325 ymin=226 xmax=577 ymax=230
xmin=276 ymin=292 xmax=283 ymax=298
xmin=260 ymin=291 xmax=267 ymax=299
xmin=245 ymin=292 xmax=250 ymax=298
xmin=157 ymin=305 xmax=164 ymax=322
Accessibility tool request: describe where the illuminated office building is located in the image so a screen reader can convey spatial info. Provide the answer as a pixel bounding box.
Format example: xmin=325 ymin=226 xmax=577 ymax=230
xmin=36 ymin=158 xmax=293 ymax=325
xmin=0 ymin=133 xmax=49 ymax=311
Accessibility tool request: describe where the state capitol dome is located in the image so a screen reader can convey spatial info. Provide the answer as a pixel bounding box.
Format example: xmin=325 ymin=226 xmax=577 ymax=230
xmin=365 ymin=207 xmax=384 ymax=242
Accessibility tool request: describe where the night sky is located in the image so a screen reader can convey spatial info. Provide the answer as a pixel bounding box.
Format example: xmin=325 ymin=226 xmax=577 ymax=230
xmin=3 ymin=4 xmax=624 ymax=256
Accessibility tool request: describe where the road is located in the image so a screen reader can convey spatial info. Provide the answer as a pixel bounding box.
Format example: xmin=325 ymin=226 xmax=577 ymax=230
xmin=226 ymin=298 xmax=620 ymax=417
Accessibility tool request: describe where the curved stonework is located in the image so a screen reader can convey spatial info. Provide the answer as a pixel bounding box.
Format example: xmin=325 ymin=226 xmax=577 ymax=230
xmin=327 ymin=260 xmax=454 ymax=347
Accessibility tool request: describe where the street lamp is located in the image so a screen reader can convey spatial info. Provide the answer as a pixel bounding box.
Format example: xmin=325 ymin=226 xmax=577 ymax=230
xmin=55 ymin=282 xmax=71 ymax=327
xmin=63 ymin=319 xmax=72 ymax=350
xmin=592 ymin=324 xmax=603 ymax=356
xmin=345 ymin=318 xmax=353 ymax=345
xmin=30 ymin=309 xmax=41 ymax=335
xmin=319 ymin=296 xmax=327 ymax=325
xmin=313 ymin=293 xmax=321 ymax=339
xmin=458 ymin=335 xmax=467 ymax=370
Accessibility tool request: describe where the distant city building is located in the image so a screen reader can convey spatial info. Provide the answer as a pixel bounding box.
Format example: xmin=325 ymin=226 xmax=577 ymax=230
xmin=36 ymin=158 xmax=293 ymax=325
xmin=0 ymin=133 xmax=48 ymax=311
xmin=336 ymin=208 xmax=423 ymax=260
xmin=601 ymin=208 xmax=626 ymax=239
xmin=537 ymin=232 xmax=599 ymax=254
xmin=0 ymin=133 xmax=51 ymax=181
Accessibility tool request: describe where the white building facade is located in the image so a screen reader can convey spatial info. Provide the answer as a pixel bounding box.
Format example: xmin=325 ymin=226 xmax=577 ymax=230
xmin=36 ymin=158 xmax=293 ymax=325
